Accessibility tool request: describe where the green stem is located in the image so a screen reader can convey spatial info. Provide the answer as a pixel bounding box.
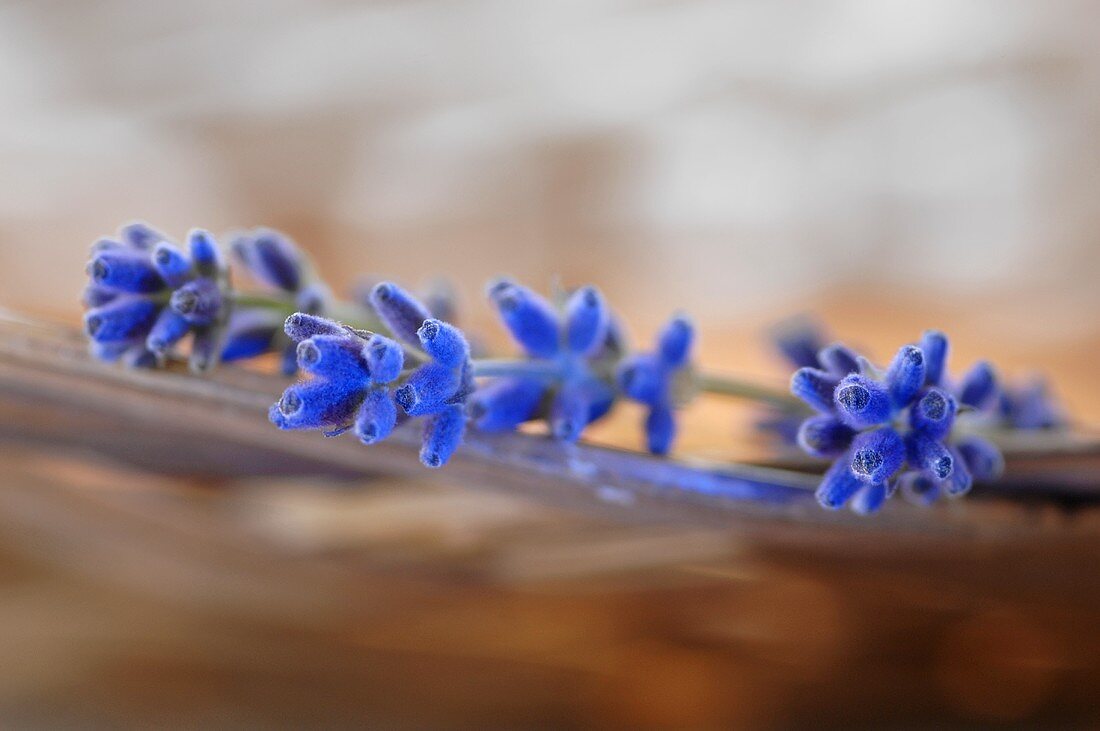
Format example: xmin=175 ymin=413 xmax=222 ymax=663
xmin=470 ymin=358 xmax=561 ymax=380
xmin=694 ymin=370 xmax=804 ymax=410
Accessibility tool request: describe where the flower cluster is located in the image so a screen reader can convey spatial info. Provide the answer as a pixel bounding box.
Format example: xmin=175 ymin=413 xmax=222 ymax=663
xmin=270 ymin=282 xmax=472 ymax=468
xmin=616 ymin=315 xmax=695 ymax=455
xmin=790 ymin=330 xmax=1004 ymax=513
xmin=468 ymin=281 xmax=618 ymax=442
xmin=83 ymin=223 xmax=228 ymax=371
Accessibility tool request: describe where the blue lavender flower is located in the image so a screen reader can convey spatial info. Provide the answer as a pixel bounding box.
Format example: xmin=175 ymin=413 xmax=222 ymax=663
xmin=790 ymin=330 xmax=1004 ymax=513
xmin=467 ymin=281 xmax=616 ymax=443
xmin=273 ymin=281 xmax=472 ymax=468
xmin=83 ymin=223 xmax=230 ymax=372
xmin=230 ymin=228 xmax=331 ymax=374
xmin=616 ymin=315 xmax=695 ymax=455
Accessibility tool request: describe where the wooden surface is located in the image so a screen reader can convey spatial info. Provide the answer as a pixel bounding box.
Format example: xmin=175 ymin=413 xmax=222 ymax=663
xmin=1 ymin=315 xmax=1099 ymax=728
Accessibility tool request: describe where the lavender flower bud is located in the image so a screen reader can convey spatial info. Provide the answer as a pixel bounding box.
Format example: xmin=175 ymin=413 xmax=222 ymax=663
xmin=850 ymin=427 xmax=905 ymax=484
xmin=851 ymin=483 xmax=888 ymax=515
xmin=271 ymin=379 xmax=363 ymax=430
xmin=618 ymin=354 xmax=664 ymax=406
xmin=88 ymin=249 xmax=164 ymax=293
xmin=119 ymin=221 xmax=166 ymax=250
xmin=417 ymin=319 xmax=470 ymax=369
xmin=943 ymin=448 xmax=973 ymax=496
xmin=395 ymin=362 xmax=462 ymax=417
xmin=565 ymin=286 xmax=609 ymax=356
xmin=370 ymin=282 xmax=432 ymax=346
xmin=550 ymin=379 xmax=614 ymax=443
xmin=170 ymin=278 xmax=223 ymax=326
xmin=905 ymin=433 xmax=954 ymax=481
xmin=899 ymin=472 xmax=940 ymax=506
xmin=834 ymin=374 xmax=892 ymax=429
xmin=220 ymin=310 xmax=281 ymax=362
xmin=487 ymin=280 xmax=560 ymax=359
xmin=188 ymin=229 xmax=221 ymax=276
xmin=815 ymin=456 xmax=864 ymax=510
xmin=908 ymin=388 xmax=956 ymax=440
xmin=920 ymin=330 xmax=949 ymax=386
xmin=884 ymin=345 xmax=925 ymax=409
xmin=818 ymin=343 xmax=860 ymax=377
xmin=657 ymin=315 xmax=693 ymax=368
xmin=365 ymin=334 xmax=404 ymax=384
xmin=296 ymin=336 xmax=370 ymax=383
xmin=145 ymin=308 xmax=191 ymax=354
xmin=958 ymin=361 xmax=997 ymax=409
xmin=354 ymin=388 xmax=398 ymax=445
xmin=84 ymin=297 xmax=160 ymax=343
xmin=790 ymin=367 xmax=839 ymax=414
xmin=152 ymin=243 xmax=192 ymax=288
xmin=284 ymin=312 xmax=344 ymax=341
xmin=645 ymin=403 xmax=676 ymax=456
xmin=468 ymin=377 xmax=545 ymax=432
xmin=796 ymin=415 xmax=856 ymax=458
xmin=772 ymin=318 xmax=826 ymax=369
xmin=420 ymin=404 xmax=466 ymax=468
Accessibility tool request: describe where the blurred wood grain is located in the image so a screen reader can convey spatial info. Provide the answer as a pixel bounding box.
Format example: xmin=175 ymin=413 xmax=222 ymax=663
xmin=1 ymin=314 xmax=1099 ymax=728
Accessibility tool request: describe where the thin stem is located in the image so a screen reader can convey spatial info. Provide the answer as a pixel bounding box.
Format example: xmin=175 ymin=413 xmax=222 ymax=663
xmin=694 ymin=370 xmax=804 ymax=410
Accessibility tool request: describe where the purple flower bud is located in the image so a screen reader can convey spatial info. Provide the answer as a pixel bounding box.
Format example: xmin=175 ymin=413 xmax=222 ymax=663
xmin=146 ymin=308 xmax=191 ymax=354
xmin=296 ymin=335 xmax=370 ymax=383
xmin=170 ymin=278 xmax=223 ymax=326
xmin=284 ymin=312 xmax=344 ymax=341
xmin=420 ymin=404 xmax=466 ymax=468
xmin=152 ymin=243 xmax=192 ymax=288
xmin=943 ymin=447 xmax=973 ymax=496
xmin=958 ymin=361 xmax=997 ymax=409
xmin=271 ymin=379 xmax=364 ymax=430
xmin=790 ymin=367 xmax=839 ymax=413
xmin=88 ymin=249 xmax=164 ymax=293
xmin=354 ymin=388 xmax=398 ymax=445
xmin=365 ymin=334 xmax=404 ymax=384
xmin=550 ymin=379 xmax=614 ymax=442
xmin=905 ymin=433 xmax=954 ymax=481
xmin=920 ymin=330 xmax=949 ymax=386
xmin=119 ymin=221 xmax=166 ymax=250
xmin=657 ymin=314 xmax=693 ymax=368
xmin=565 ymin=286 xmax=609 ymax=356
xmin=395 ymin=361 xmax=462 ymax=416
xmin=796 ymin=415 xmax=856 ymax=458
xmin=815 ymin=456 xmax=864 ymax=510
xmin=370 ymin=281 xmax=432 ymax=346
xmin=899 ymin=471 xmax=940 ymax=506
xmin=818 ymin=343 xmax=860 ymax=378
xmin=850 ymin=427 xmax=905 ymax=484
xmin=487 ymin=280 xmax=560 ymax=359
xmin=834 ymin=374 xmax=892 ymax=429
xmin=187 ymin=229 xmax=221 ymax=276
xmin=468 ymin=377 xmax=545 ymax=432
xmin=908 ymin=388 xmax=956 ymax=439
xmin=617 ymin=354 xmax=664 ymax=407
xmin=417 ymin=319 xmax=470 ymax=369
xmin=772 ymin=318 xmax=826 ymax=369
xmin=220 ymin=310 xmax=281 ymax=363
xmin=645 ymin=403 xmax=676 ymax=456
xmin=84 ymin=296 xmax=160 ymax=343
xmin=851 ymin=483 xmax=888 ymax=515
xmin=884 ymin=345 xmax=925 ymax=409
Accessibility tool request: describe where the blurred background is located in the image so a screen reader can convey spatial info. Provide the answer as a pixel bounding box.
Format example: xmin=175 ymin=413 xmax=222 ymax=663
xmin=2 ymin=1 xmax=1100 ymax=728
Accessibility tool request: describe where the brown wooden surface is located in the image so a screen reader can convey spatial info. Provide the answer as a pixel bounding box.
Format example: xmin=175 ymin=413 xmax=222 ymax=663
xmin=1 ymin=315 xmax=1099 ymax=728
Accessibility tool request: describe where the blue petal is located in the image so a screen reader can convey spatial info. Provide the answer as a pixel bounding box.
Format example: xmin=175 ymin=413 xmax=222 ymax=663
xmin=908 ymin=388 xmax=957 ymax=440
xmin=354 ymin=388 xmax=398 ymax=445
xmin=919 ymin=330 xmax=949 ymax=386
xmin=152 ymin=243 xmax=192 ymax=288
xmin=905 ymin=433 xmax=954 ymax=481
xmin=84 ymin=297 xmax=160 ymax=343
xmin=146 ymin=308 xmax=191 ymax=354
xmin=119 ymin=221 xmax=167 ymax=250
xmin=834 ymin=374 xmax=892 ymax=429
xmin=271 ymin=378 xmax=364 ymax=430
xmin=369 ymin=281 xmax=432 ymax=346
xmin=284 ymin=312 xmax=345 ymax=341
xmin=958 ymin=361 xmax=997 ymax=409
xmin=884 ymin=345 xmax=925 ymax=409
xmin=89 ymin=249 xmax=164 ymax=293
xmin=188 ymin=229 xmax=221 ymax=276
xmin=394 ymin=361 xmax=461 ymax=416
xmin=818 ymin=343 xmax=860 ymax=378
xmin=468 ymin=377 xmax=546 ymax=432
xmin=815 ymin=456 xmax=864 ymax=510
xmin=365 ymin=334 xmax=404 ymax=384
xmin=296 ymin=335 xmax=370 ymax=384
xmin=170 ymin=278 xmax=224 ymax=326
xmin=417 ymin=319 xmax=470 ymax=369
xmin=850 ymin=427 xmax=905 ymax=484
xmin=565 ymin=286 xmax=609 ymax=356
xmin=618 ymin=354 xmax=665 ymax=407
xmin=645 ymin=403 xmax=676 ymax=456
xmin=487 ymin=280 xmax=560 ymax=359
xmin=954 ymin=436 xmax=1003 ymax=481
xmin=657 ymin=314 xmax=693 ymax=368
xmin=796 ymin=415 xmax=856 ymax=458
xmin=420 ymin=404 xmax=466 ymax=468
xmin=790 ymin=367 xmax=840 ymax=414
